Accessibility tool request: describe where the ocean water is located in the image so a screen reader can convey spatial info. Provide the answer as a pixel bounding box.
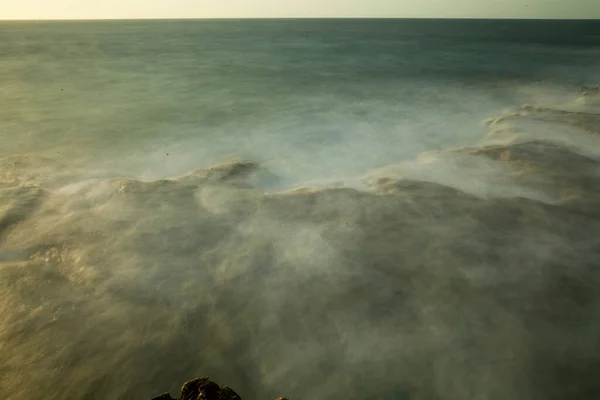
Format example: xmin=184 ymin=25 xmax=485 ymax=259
xmin=1 ymin=19 xmax=600 ymax=399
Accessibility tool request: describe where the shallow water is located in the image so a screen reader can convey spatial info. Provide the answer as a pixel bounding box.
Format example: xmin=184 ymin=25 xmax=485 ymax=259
xmin=1 ymin=19 xmax=600 ymax=400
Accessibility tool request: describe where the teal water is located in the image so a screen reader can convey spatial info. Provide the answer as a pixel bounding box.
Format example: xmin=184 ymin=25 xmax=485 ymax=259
xmin=1 ymin=19 xmax=600 ymax=400
xmin=1 ymin=19 xmax=599 ymax=185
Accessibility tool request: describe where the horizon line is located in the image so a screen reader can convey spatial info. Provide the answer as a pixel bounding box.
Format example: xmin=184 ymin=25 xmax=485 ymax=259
xmin=1 ymin=16 xmax=599 ymax=22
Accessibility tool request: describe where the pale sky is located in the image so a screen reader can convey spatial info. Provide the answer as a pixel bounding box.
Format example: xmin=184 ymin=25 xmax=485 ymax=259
xmin=1 ymin=0 xmax=599 ymax=20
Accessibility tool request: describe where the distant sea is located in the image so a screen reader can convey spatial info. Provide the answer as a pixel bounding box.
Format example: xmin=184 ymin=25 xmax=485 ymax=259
xmin=1 ymin=19 xmax=600 ymax=400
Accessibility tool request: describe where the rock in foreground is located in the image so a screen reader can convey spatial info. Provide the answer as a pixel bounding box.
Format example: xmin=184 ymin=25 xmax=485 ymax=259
xmin=151 ymin=377 xmax=287 ymax=400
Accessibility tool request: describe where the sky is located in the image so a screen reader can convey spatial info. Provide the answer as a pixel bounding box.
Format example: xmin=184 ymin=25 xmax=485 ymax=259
xmin=0 ymin=0 xmax=599 ymax=20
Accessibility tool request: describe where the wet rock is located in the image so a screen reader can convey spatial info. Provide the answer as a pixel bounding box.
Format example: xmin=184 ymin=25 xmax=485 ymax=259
xmin=150 ymin=377 xmax=282 ymax=400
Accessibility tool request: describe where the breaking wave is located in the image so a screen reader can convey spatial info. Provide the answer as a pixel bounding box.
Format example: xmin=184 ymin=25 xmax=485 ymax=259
xmin=1 ymin=87 xmax=600 ymax=400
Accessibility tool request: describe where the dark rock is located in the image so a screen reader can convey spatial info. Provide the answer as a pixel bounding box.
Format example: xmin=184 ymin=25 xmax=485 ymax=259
xmin=151 ymin=394 xmax=174 ymax=400
xmin=150 ymin=377 xmax=266 ymax=400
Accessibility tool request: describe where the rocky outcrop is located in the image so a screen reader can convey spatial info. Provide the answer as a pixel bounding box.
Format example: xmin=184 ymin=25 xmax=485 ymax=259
xmin=151 ymin=378 xmax=287 ymax=400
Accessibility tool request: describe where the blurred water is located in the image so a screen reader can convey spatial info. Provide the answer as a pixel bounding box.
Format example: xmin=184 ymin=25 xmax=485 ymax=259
xmin=1 ymin=19 xmax=599 ymax=186
xmin=1 ymin=19 xmax=600 ymax=400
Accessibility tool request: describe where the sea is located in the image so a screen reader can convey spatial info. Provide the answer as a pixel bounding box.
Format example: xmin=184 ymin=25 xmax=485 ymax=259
xmin=1 ymin=19 xmax=600 ymax=400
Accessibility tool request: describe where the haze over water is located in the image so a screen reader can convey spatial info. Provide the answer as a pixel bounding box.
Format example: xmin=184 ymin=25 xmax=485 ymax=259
xmin=1 ymin=19 xmax=600 ymax=400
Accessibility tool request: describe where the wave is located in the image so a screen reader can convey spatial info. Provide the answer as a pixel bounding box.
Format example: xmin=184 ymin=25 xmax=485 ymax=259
xmin=1 ymin=87 xmax=600 ymax=399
